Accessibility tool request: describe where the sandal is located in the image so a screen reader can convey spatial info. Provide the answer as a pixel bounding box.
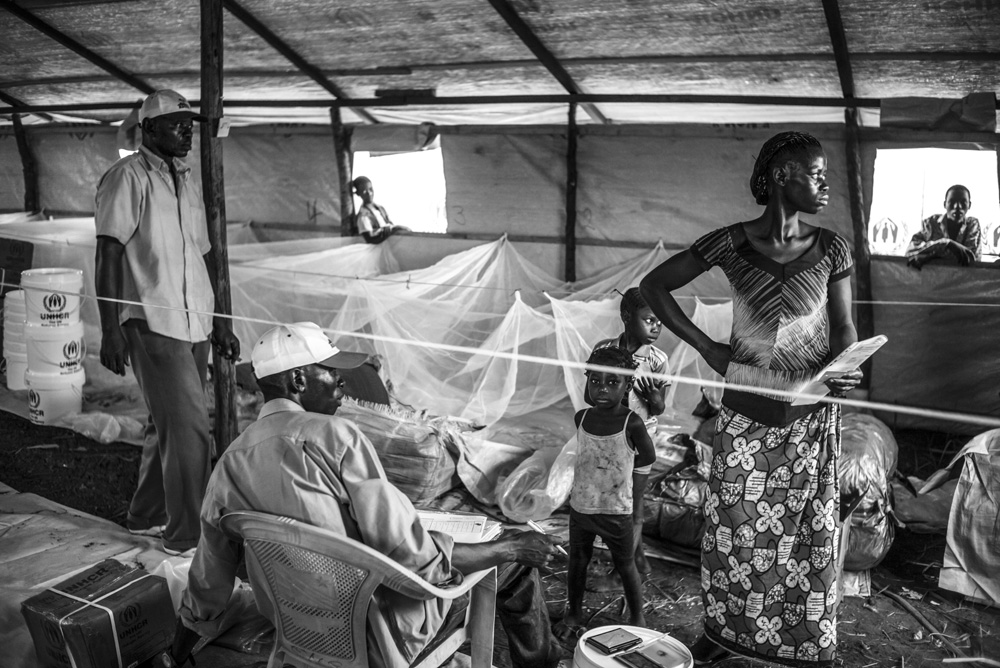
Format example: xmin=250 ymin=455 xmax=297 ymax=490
xmin=690 ymin=635 xmax=730 ymax=666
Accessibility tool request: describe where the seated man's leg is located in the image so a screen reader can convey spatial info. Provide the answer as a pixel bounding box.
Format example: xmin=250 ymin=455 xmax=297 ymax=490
xmin=496 ymin=562 xmax=562 ymax=668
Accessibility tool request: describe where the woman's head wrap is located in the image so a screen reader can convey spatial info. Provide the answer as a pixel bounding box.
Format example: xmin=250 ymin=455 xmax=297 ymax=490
xmin=750 ymin=132 xmax=823 ymax=205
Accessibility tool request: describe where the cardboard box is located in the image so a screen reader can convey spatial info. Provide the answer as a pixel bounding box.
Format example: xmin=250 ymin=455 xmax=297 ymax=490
xmin=21 ymin=558 xmax=175 ymax=668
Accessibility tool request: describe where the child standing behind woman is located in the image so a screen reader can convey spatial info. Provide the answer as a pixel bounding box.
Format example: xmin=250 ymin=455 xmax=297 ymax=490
xmin=556 ymin=346 xmax=656 ymax=640
xmin=589 ymin=287 xmax=669 ymax=582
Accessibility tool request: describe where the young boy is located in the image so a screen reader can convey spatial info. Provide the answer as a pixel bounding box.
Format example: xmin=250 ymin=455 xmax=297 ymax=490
xmin=589 ymin=287 xmax=669 ymax=582
xmin=556 ymin=346 xmax=656 ymax=640
xmin=353 ymin=176 xmax=409 ymax=244
xmin=591 ymin=287 xmax=670 ymax=436
xmin=906 ymin=184 xmax=981 ymax=268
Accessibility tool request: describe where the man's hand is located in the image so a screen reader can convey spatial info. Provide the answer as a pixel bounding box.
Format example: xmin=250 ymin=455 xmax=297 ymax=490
xmin=211 ymin=322 xmax=240 ymax=361
xmin=505 ymin=531 xmax=564 ymax=570
xmin=950 ymin=241 xmax=975 ymax=266
xmin=100 ymin=327 xmax=130 ymax=376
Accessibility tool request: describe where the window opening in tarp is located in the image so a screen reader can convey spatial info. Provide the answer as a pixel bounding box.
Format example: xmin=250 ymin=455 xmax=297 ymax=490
xmin=352 ymin=147 xmax=448 ymax=234
xmin=868 ymin=147 xmax=1000 ymax=260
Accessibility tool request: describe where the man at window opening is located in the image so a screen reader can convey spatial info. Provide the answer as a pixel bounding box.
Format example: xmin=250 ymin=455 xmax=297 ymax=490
xmin=906 ymin=185 xmax=981 ymax=269
xmin=353 ymin=175 xmax=409 ymax=244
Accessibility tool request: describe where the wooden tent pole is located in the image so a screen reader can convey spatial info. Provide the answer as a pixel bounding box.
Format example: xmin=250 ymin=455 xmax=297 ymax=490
xmin=330 ymin=107 xmax=355 ymax=237
xmin=844 ymin=107 xmax=875 ymax=387
xmin=200 ymin=0 xmax=237 ymax=456
xmin=12 ymin=114 xmax=39 ymax=213
xmin=564 ymin=102 xmax=578 ymax=282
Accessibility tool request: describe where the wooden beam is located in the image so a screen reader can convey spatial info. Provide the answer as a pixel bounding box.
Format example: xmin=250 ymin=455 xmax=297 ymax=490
xmin=200 ymin=0 xmax=238 ymax=456
xmin=844 ymin=108 xmax=874 ymax=387
xmin=0 ymin=0 xmax=154 ymax=95
xmin=330 ymin=107 xmax=356 ymax=237
xmin=221 ymin=0 xmax=378 ymax=125
xmin=821 ymin=0 xmax=856 ymax=99
xmin=11 ymin=114 xmax=39 ymax=213
xmin=0 ymin=90 xmax=54 ymax=122
xmin=5 ymin=50 xmax=999 ymax=91
xmin=564 ymin=102 xmax=578 ymax=282
xmin=485 ymin=0 xmax=607 ymax=125
xmin=0 ymin=94 xmax=894 ymax=115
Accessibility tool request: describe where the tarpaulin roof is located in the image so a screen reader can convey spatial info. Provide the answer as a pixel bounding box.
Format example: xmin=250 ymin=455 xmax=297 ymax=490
xmin=1 ymin=0 xmax=998 ymax=126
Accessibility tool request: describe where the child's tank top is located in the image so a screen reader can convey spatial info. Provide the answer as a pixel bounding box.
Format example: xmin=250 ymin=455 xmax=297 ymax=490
xmin=570 ymin=409 xmax=637 ymax=515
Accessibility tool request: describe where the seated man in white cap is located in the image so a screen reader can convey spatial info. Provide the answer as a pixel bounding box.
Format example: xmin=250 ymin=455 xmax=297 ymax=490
xmin=165 ymin=322 xmax=565 ymax=668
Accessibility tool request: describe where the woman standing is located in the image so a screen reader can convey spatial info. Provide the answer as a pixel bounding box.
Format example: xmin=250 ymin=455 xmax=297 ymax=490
xmin=640 ymin=132 xmax=862 ymax=667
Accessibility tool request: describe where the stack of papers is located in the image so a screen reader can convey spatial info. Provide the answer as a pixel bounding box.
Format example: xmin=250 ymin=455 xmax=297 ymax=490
xmin=790 ymin=335 xmax=888 ymax=406
xmin=417 ymin=509 xmax=503 ymax=543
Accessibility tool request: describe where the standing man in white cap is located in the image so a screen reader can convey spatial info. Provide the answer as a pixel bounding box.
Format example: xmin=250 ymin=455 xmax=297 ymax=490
xmin=94 ymin=89 xmax=240 ymax=556
xmin=164 ymin=321 xmax=565 ymax=668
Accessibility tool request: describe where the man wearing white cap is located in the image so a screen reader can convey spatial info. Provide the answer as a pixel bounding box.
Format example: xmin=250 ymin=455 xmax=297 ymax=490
xmin=167 ymin=322 xmax=565 ymax=668
xmin=95 ymin=89 xmax=239 ymax=555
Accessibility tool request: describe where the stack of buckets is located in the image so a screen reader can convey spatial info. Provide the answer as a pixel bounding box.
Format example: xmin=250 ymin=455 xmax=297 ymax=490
xmin=3 ymin=290 xmax=28 ymax=390
xmin=19 ymin=268 xmax=87 ymax=425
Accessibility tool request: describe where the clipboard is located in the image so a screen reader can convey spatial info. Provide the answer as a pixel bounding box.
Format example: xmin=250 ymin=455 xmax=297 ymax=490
xmin=790 ymin=335 xmax=888 ymax=406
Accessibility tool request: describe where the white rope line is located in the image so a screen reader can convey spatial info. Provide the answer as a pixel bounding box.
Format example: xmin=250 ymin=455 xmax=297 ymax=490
xmin=5 ymin=280 xmax=998 ymax=429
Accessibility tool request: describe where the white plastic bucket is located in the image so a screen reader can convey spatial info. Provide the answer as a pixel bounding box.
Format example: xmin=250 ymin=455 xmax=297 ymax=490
xmin=24 ymin=321 xmax=86 ymax=375
xmin=21 ymin=268 xmax=84 ymax=327
xmin=4 ymin=289 xmax=26 ymax=310
xmin=573 ymin=627 xmax=692 ymax=668
xmin=25 ymin=368 xmax=85 ymax=425
xmin=4 ymin=339 xmax=27 ymax=355
xmin=4 ymin=351 xmax=28 ymax=390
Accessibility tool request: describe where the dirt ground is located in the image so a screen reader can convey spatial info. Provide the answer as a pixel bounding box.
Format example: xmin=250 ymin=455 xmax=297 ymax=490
xmin=2 ymin=409 xmax=998 ymax=667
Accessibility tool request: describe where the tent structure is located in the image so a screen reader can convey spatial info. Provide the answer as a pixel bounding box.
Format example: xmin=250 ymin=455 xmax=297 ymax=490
xmin=1 ymin=0 xmax=999 ymax=439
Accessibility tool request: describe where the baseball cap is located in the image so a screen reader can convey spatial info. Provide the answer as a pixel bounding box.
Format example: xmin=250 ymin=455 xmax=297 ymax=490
xmin=251 ymin=322 xmax=368 ymax=379
xmin=139 ymin=89 xmax=207 ymax=122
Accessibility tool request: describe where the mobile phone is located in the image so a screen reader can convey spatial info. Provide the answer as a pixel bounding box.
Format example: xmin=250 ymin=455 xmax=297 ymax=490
xmin=585 ymin=628 xmax=644 ymax=655
xmin=615 ymin=638 xmax=691 ymax=668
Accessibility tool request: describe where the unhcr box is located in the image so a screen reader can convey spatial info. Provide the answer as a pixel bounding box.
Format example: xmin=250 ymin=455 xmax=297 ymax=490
xmin=21 ymin=558 xmax=174 ymax=668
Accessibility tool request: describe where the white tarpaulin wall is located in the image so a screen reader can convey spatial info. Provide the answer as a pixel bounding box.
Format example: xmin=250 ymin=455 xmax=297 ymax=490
xmin=440 ymin=125 xmax=855 ymax=250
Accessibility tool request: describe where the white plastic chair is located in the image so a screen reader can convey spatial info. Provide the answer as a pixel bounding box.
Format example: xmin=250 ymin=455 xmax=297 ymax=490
xmin=219 ymin=510 xmax=496 ymax=668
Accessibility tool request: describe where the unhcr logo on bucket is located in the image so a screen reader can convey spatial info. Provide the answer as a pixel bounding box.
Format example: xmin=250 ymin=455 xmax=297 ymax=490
xmin=43 ymin=292 xmax=66 ymax=312
xmin=28 ymin=389 xmax=40 ymax=408
xmin=61 ymin=340 xmax=83 ymax=369
xmin=39 ymin=292 xmax=72 ymax=324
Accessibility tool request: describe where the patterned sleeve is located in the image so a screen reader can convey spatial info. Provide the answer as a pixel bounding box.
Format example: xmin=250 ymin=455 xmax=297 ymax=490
xmin=828 ymin=233 xmax=855 ymax=283
xmin=965 ymin=217 xmax=982 ymax=262
xmin=690 ymin=227 xmax=732 ymax=271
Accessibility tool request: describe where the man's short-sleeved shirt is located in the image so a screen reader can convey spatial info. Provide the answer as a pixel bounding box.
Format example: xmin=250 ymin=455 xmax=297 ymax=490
xmin=95 ymin=145 xmax=213 ymax=342
xmin=179 ymin=399 xmax=457 ymax=663
xmin=905 ymin=214 xmax=982 ymax=263
xmin=691 ymin=223 xmax=854 ymax=426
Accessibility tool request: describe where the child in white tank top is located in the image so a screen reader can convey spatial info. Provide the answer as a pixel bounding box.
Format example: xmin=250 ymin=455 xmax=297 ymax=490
xmin=555 ymin=347 xmax=656 ymax=640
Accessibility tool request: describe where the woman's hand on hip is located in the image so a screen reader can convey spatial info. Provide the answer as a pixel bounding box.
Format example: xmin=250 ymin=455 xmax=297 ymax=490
xmin=702 ymin=342 xmax=732 ymax=377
